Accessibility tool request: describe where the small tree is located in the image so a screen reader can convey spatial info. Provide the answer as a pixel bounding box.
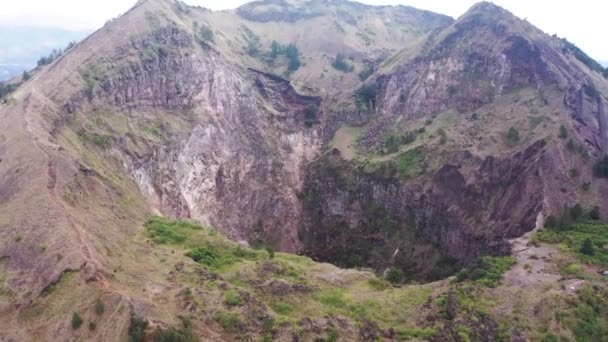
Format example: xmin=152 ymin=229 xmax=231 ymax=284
xmin=199 ymin=25 xmax=214 ymax=43
xmin=270 ymin=41 xmax=281 ymax=59
xmin=265 ymin=246 xmax=275 ymax=259
xmin=593 ymin=156 xmax=608 ymax=178
xmin=22 ymin=71 xmax=31 ymax=81
xmin=588 ymin=206 xmax=601 ymax=220
xmin=332 ymin=53 xmax=353 ymax=72
xmin=570 ymin=203 xmax=583 ymax=221
xmin=386 ymin=267 xmax=403 ymax=284
xmin=95 ymin=298 xmax=105 ymax=315
xmin=558 ymin=125 xmax=568 ymax=139
xmin=507 ymin=127 xmax=520 ymax=145
xmin=580 ymin=238 xmax=595 ymax=256
xmin=71 ymin=312 xmax=83 ymax=329
xmin=544 ymin=215 xmax=558 ymax=228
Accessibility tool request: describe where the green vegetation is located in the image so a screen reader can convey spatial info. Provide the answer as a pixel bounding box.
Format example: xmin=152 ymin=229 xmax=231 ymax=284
xmin=95 ymin=298 xmax=105 ymax=315
xmin=195 ymin=22 xmax=214 ymax=43
xmin=380 ymin=131 xmax=417 ymax=155
xmin=304 ymin=104 xmax=318 ymax=127
xmin=22 ymin=71 xmax=31 ymax=81
xmin=367 ymin=277 xmax=390 ymax=290
xmin=37 ymin=48 xmax=63 ymax=67
xmin=145 ymin=216 xmax=203 ymax=245
xmin=437 ymin=128 xmax=448 ymax=144
xmin=265 ymin=246 xmax=275 ymax=259
xmin=268 ymin=41 xmax=301 ymax=73
xmin=332 ymin=53 xmax=354 ymax=72
xmin=145 ymin=216 xmax=262 ymax=270
xmin=386 ymin=267 xmax=404 ymax=284
xmin=270 ymin=300 xmax=294 ymax=315
xmin=358 ymin=64 xmax=374 ymax=81
xmin=593 ymin=155 xmax=608 ymax=178
xmin=355 ymin=83 xmax=377 ymax=110
xmin=456 ymin=256 xmax=516 ymax=287
xmin=536 ymin=221 xmax=608 ymax=266
xmin=71 ymin=312 xmax=83 ymax=329
xmin=78 ymin=130 xmax=112 ymax=150
xmin=0 ymin=82 xmax=19 ymax=100
xmin=561 ymin=38 xmax=608 ymax=77
xmin=557 ymin=284 xmax=608 ymax=340
xmin=128 ymin=316 xmax=148 ymax=342
xmin=185 ymin=246 xmax=233 ymax=269
xmin=152 ymin=316 xmax=198 ymax=342
xmin=395 ymin=327 xmax=437 ymax=340
xmin=558 ymin=125 xmax=568 ymax=139
xmin=506 ymin=127 xmax=520 ymax=145
xmin=395 ymin=147 xmax=425 ymax=180
xmin=215 ymin=311 xmax=241 ymax=333
xmin=223 ymin=289 xmax=242 ymax=306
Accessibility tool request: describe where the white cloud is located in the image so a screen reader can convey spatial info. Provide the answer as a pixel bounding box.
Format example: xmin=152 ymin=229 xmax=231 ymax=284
xmin=1 ymin=0 xmax=606 ymax=60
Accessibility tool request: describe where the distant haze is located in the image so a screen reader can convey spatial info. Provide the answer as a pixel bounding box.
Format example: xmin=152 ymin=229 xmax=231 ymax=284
xmin=1 ymin=0 xmax=606 ymax=62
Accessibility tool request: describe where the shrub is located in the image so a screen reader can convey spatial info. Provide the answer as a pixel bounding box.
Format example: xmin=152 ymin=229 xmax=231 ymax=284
xmin=386 ymin=267 xmax=404 ymax=284
xmin=22 ymin=71 xmax=31 ymax=81
xmin=304 ymin=104 xmax=317 ymax=127
xmin=246 ymin=40 xmax=259 ymax=56
xmin=151 ymin=316 xmax=197 ymax=342
xmin=507 ymin=127 xmax=520 ymax=145
xmin=95 ymin=298 xmax=105 ymax=315
xmin=367 ymin=277 xmax=390 ymax=290
xmin=88 ymin=321 xmax=96 ymax=331
xmin=580 ymin=238 xmax=595 ymax=256
xmin=395 ymin=147 xmax=425 ymax=179
xmin=570 ymin=203 xmax=584 ymax=221
xmin=332 ymin=53 xmax=354 ymax=72
xmin=593 ymin=156 xmax=608 ymax=178
xmin=438 ymin=129 xmax=448 ymax=144
xmin=285 ymin=43 xmax=301 ymax=72
xmin=71 ymin=312 xmax=83 ymax=329
xmin=270 ymin=40 xmax=281 ymax=59
xmin=215 ymin=312 xmax=241 ymax=333
xmin=199 ymin=25 xmax=214 ymax=43
xmin=128 ymin=316 xmax=148 ymax=342
xmin=456 ymin=256 xmax=515 ymax=287
xmin=588 ymin=206 xmax=600 ymax=220
xmin=326 ymin=327 xmax=339 ymax=342
xmin=186 ymin=246 xmax=222 ymax=267
xmin=263 ymin=318 xmax=275 ymax=333
xmin=145 ymin=216 xmax=202 ymax=245
xmin=545 ymin=215 xmax=558 ymax=228
xmin=358 ymin=64 xmax=374 ymax=80
xmin=355 ymin=83 xmax=377 ymax=110
xmin=569 ymin=168 xmax=579 ymax=178
xmin=582 ymin=181 xmax=591 ymax=191
xmin=224 ymin=289 xmax=242 ymax=306
xmin=265 ymin=246 xmax=275 ymax=259
xmin=558 ymin=125 xmax=568 ymax=139
xmin=270 ymin=300 xmax=294 ymax=315
xmin=566 ymin=139 xmax=576 ymax=152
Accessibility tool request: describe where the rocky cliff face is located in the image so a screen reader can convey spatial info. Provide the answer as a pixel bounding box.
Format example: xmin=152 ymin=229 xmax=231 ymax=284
xmin=301 ymin=140 xmax=551 ymax=279
xmin=298 ymin=2 xmax=608 ymax=277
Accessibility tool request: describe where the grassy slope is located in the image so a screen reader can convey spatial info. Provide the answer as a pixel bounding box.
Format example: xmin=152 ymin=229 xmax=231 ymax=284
xmin=90 ymin=215 xmax=604 ymax=341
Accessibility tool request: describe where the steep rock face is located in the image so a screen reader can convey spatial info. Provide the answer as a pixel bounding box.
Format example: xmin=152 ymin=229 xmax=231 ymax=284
xmin=61 ymin=24 xmax=322 ymax=250
xmin=300 ymin=140 xmax=548 ymax=279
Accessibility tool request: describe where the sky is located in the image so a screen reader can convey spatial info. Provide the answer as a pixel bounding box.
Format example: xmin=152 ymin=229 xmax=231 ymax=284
xmin=1 ymin=0 xmax=606 ymax=62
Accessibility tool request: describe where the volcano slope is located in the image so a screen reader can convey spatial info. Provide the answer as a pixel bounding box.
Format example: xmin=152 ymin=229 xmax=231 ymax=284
xmin=0 ymin=0 xmax=608 ymax=340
